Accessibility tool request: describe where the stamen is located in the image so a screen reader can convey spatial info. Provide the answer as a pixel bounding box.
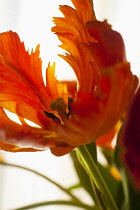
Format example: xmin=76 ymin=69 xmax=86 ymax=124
xmin=45 ymin=97 xmax=74 ymax=123
xmin=50 ymin=97 xmax=67 ymax=116
xmin=44 ymin=111 xmax=61 ymax=124
xmin=67 ymin=97 xmax=74 ymax=117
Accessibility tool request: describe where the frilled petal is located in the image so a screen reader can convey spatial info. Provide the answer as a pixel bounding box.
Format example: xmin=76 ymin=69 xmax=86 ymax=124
xmin=0 ymin=31 xmax=68 ymax=129
xmin=71 ymin=0 xmax=95 ymax=23
xmin=46 ymin=62 xmax=68 ymax=103
xmin=71 ymin=62 xmax=138 ymax=144
xmin=0 ymin=0 xmax=138 ymax=156
xmin=0 ymin=108 xmax=53 ymax=149
xmin=120 ymin=87 xmax=140 ymax=190
xmin=0 ymin=31 xmax=77 ymax=156
xmin=51 ymin=0 xmax=138 ymax=150
xmin=60 ymin=80 xmax=77 ymax=99
xmin=52 ymin=1 xmax=97 ymax=92
xmin=0 ymin=108 xmax=75 ymax=155
xmin=86 ymin=20 xmax=126 ymax=65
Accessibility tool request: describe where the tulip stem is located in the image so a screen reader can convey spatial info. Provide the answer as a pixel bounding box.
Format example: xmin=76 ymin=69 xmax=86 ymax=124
xmin=89 ymin=176 xmax=107 ymax=210
xmin=11 ymin=200 xmax=97 ymax=210
xmin=77 ymin=144 xmax=118 ymax=210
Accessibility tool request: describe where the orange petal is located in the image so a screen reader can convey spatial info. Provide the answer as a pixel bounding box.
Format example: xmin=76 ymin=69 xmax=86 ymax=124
xmin=0 ymin=108 xmax=60 ymax=151
xmin=86 ymin=20 xmax=126 ymax=65
xmin=50 ymin=143 xmax=75 ymax=156
xmin=0 ymin=0 xmax=138 ymax=157
xmin=60 ymin=80 xmax=77 ymax=99
xmin=71 ymin=0 xmax=96 ymax=23
xmin=96 ymin=127 xmax=117 ymax=149
xmin=52 ymin=2 xmax=96 ymax=91
xmin=0 ymin=32 xmax=50 ymax=126
xmin=96 ymin=121 xmax=122 ymax=149
xmin=71 ymin=62 xmax=138 ymax=144
xmin=0 ymin=32 xmax=45 ymax=92
xmin=0 ymin=31 xmax=68 ymax=128
xmin=46 ymin=62 xmax=68 ymax=103
xmin=0 ymin=142 xmax=38 ymax=152
xmin=0 ymin=108 xmax=76 ymax=155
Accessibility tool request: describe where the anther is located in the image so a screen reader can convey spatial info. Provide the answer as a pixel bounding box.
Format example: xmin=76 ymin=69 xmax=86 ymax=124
xmin=67 ymin=97 xmax=74 ymax=117
xmin=44 ymin=111 xmax=61 ymax=124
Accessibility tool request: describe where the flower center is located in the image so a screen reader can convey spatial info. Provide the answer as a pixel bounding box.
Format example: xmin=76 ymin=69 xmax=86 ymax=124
xmin=50 ymin=97 xmax=67 ymax=117
xmin=44 ymin=97 xmax=74 ymax=123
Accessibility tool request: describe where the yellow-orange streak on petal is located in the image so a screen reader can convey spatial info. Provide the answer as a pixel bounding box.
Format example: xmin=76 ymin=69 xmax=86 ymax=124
xmin=0 ymin=31 xmax=68 ymax=129
xmin=70 ymin=62 xmax=138 ymax=144
xmin=52 ymin=2 xmax=97 ymax=92
xmin=0 ymin=141 xmax=38 ymax=152
xmin=0 ymin=107 xmax=77 ymax=155
xmin=0 ymin=108 xmax=59 ymax=151
xmin=71 ymin=0 xmax=96 ymax=23
xmin=46 ymin=62 xmax=68 ymax=103
xmin=60 ymin=80 xmax=77 ymax=99
xmin=0 ymin=0 xmax=138 ymax=156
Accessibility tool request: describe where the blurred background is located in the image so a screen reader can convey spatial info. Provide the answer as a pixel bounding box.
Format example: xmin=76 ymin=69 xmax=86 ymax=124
xmin=0 ymin=0 xmax=140 ymax=209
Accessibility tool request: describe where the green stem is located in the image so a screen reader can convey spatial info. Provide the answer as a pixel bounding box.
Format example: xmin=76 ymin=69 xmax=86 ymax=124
xmin=77 ymin=145 xmax=118 ymax=210
xmin=11 ymin=200 xmax=98 ymax=210
xmin=89 ymin=176 xmax=107 ymax=210
xmin=0 ymin=161 xmax=80 ymax=203
xmin=120 ymin=168 xmax=130 ymax=210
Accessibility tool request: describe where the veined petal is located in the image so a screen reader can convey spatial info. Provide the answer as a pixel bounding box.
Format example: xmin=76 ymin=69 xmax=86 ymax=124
xmin=0 ymin=108 xmax=53 ymax=148
xmin=0 ymin=31 xmax=44 ymax=91
xmin=52 ymin=0 xmax=129 ymax=96
xmin=0 ymin=108 xmax=74 ymax=155
xmin=86 ymin=20 xmax=126 ymax=65
xmin=0 ymin=0 xmax=138 ymax=156
xmin=46 ymin=62 xmax=68 ymax=102
xmin=71 ymin=0 xmax=95 ymax=23
xmin=52 ymin=1 xmax=97 ymax=92
xmin=0 ymin=31 xmax=75 ymax=155
xmin=71 ymin=62 xmax=138 ymax=143
xmin=51 ymin=0 xmax=138 ymax=152
xmin=0 ymin=31 xmax=68 ymax=128
xmin=60 ymin=80 xmax=77 ymax=99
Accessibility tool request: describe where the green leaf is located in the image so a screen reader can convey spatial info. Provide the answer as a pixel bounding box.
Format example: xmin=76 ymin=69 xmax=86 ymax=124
xmin=85 ymin=142 xmax=123 ymax=208
xmin=101 ymin=147 xmax=114 ymax=165
xmin=67 ymin=183 xmax=82 ymax=191
xmin=97 ymin=162 xmax=124 ymax=209
xmin=86 ymin=142 xmax=97 ymax=163
xmin=70 ymin=151 xmax=97 ymax=203
xmin=114 ymin=132 xmax=130 ymax=210
xmin=77 ymin=144 xmax=119 ymax=210
xmin=129 ymin=183 xmax=140 ymax=210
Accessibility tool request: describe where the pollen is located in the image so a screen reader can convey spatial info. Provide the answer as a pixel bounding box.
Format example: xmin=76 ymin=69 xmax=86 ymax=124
xmin=50 ymin=97 xmax=67 ymax=116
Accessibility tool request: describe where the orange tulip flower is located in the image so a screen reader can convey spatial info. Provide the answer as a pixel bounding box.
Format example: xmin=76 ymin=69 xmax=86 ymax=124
xmin=0 ymin=0 xmax=138 ymax=156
